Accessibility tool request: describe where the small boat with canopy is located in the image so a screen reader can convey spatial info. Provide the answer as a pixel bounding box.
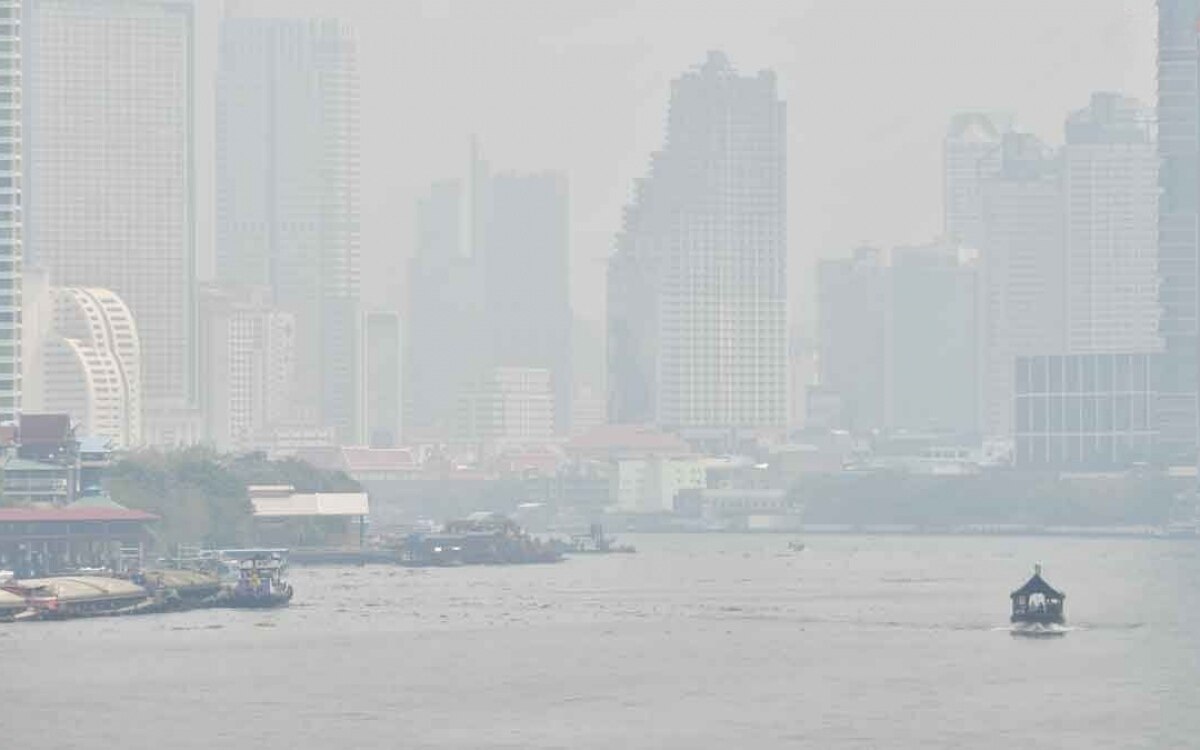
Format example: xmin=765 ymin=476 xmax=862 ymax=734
xmin=1010 ymin=564 xmax=1066 ymax=636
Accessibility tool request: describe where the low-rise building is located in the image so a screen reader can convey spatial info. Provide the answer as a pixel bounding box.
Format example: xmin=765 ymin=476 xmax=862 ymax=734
xmin=1014 ymin=352 xmax=1157 ymax=468
xmin=611 ymin=456 xmax=706 ymax=513
xmin=248 ymin=485 xmax=370 ymax=548
xmin=674 ymin=488 xmax=799 ymax=531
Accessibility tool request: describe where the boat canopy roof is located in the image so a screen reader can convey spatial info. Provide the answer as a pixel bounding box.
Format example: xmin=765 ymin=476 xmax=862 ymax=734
xmin=0 ymin=589 xmax=25 ymax=609
xmin=10 ymin=576 xmax=147 ymax=600
xmin=1010 ymin=571 xmax=1064 ymax=600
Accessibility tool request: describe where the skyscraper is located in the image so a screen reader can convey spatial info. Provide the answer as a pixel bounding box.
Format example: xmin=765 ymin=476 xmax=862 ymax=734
xmin=482 ymin=169 xmax=571 ymax=435
xmin=405 ymin=179 xmax=487 ymax=439
xmin=944 ymin=113 xmax=1009 ymax=249
xmin=23 ymin=0 xmax=197 ymax=443
xmin=407 ymin=152 xmax=573 ymax=442
xmin=362 ymin=310 xmax=402 ymax=448
xmin=198 ymin=285 xmax=295 ymax=452
xmin=0 ymin=0 xmax=20 ymax=426
xmin=816 ymin=248 xmax=888 ymax=434
xmin=980 ymin=133 xmax=1065 ymax=438
xmin=609 ymin=51 xmax=787 ymax=431
xmin=217 ymin=17 xmax=361 ymax=443
xmin=888 ymin=242 xmax=981 ymax=435
xmin=1064 ymin=93 xmax=1160 ymax=356
xmin=1157 ymin=0 xmax=1200 ymax=465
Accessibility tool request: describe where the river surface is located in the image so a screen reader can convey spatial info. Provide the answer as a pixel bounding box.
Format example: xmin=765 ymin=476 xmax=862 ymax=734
xmin=1 ymin=534 xmax=1198 ymax=749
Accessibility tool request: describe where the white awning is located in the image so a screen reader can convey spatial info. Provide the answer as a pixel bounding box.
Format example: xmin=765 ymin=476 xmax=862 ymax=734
xmin=251 ymin=492 xmax=370 ymax=518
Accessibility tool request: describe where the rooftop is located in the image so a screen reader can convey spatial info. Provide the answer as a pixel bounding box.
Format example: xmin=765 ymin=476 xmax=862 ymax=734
xmin=251 ymin=492 xmax=370 ymax=518
xmin=18 ymin=413 xmax=74 ymax=444
xmin=0 ymin=506 xmax=158 ymax=523
xmin=3 ymin=457 xmax=71 ymax=473
xmin=1010 ymin=569 xmax=1065 ymax=600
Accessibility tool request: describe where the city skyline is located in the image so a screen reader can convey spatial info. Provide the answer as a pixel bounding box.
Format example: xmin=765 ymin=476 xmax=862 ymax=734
xmin=0 ymin=0 xmax=1180 ymax=466
xmin=0 ymin=7 xmax=1194 ymax=747
xmin=193 ymin=1 xmax=1155 ymax=327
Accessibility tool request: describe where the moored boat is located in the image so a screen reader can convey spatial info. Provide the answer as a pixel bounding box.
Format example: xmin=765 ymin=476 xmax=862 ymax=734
xmin=132 ymin=568 xmax=224 ymax=610
xmin=2 ymin=576 xmax=150 ymax=619
xmin=399 ymin=513 xmax=563 ymax=567
xmin=0 ymin=588 xmax=26 ymax=621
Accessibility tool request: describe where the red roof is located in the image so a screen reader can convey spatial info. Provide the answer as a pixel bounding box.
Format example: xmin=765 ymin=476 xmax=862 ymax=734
xmin=0 ymin=507 xmax=158 ymax=523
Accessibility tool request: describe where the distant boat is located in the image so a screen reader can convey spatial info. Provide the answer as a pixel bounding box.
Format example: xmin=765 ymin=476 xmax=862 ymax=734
xmin=1010 ymin=564 xmax=1066 ymax=634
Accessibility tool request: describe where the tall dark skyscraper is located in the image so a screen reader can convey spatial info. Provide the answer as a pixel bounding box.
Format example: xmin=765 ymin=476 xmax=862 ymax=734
xmin=216 ymin=18 xmax=362 ymax=443
xmin=609 ymin=51 xmax=788 ymax=431
xmin=406 ymin=148 xmax=572 ymax=440
xmin=816 ymin=248 xmax=888 ymax=434
xmin=406 ymin=179 xmax=484 ymax=439
xmin=482 ymin=170 xmax=571 ymax=436
xmin=1157 ymin=0 xmax=1200 ymax=465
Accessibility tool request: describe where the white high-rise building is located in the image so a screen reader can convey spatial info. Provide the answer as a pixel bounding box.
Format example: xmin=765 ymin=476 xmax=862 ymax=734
xmin=217 ymin=17 xmax=361 ymax=444
xmin=0 ymin=0 xmax=20 ymax=426
xmin=43 ymin=287 xmax=142 ymax=447
xmin=1064 ymin=93 xmax=1161 ymax=355
xmin=24 ymin=278 xmax=143 ymax=448
xmin=199 ymin=285 xmax=295 ymax=452
xmin=944 ymin=113 xmax=1010 ymax=250
xmin=23 ymin=0 xmax=197 ymax=443
xmin=609 ymin=51 xmax=787 ymax=431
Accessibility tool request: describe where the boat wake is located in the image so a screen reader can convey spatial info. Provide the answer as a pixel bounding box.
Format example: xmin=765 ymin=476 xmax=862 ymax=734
xmin=1006 ymin=622 xmax=1073 ymax=638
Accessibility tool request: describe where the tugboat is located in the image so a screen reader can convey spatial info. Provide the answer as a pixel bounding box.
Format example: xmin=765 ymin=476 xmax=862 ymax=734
xmin=1010 ymin=564 xmax=1066 ymax=637
xmin=222 ymin=551 xmax=294 ymax=608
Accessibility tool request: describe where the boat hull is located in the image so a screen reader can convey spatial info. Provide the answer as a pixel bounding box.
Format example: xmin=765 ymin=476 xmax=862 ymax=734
xmin=1011 ymin=622 xmax=1067 ymax=638
xmin=1011 ymin=612 xmax=1064 ymax=626
xmin=220 ymin=585 xmax=293 ymax=609
xmin=222 ymin=594 xmax=292 ymax=609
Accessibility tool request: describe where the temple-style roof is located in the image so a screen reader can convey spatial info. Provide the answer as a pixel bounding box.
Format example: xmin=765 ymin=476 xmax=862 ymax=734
xmin=1010 ymin=568 xmax=1065 ymax=600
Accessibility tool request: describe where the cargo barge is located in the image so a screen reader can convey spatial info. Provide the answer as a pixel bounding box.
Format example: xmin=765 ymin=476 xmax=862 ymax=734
xmin=2 ymin=576 xmax=151 ymax=619
xmin=398 ymin=513 xmax=562 ymax=566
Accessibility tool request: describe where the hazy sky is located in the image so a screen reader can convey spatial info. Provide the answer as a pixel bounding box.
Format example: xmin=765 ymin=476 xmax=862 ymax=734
xmin=201 ymin=0 xmax=1155 ymax=325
